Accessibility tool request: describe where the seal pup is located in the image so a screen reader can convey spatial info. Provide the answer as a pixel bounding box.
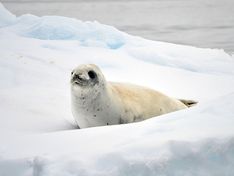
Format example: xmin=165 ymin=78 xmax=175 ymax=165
xmin=70 ymin=64 xmax=197 ymax=128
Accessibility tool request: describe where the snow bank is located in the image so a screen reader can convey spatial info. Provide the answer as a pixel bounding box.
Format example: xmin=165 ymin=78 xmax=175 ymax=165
xmin=1 ymin=93 xmax=234 ymax=176
xmin=1 ymin=13 xmax=127 ymax=49
xmin=0 ymin=3 xmax=16 ymax=27
xmin=125 ymin=41 xmax=234 ymax=75
xmin=0 ymin=3 xmax=234 ymax=175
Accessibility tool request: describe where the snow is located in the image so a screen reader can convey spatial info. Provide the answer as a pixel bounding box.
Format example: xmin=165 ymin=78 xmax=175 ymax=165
xmin=1 ymin=12 xmax=127 ymax=49
xmin=0 ymin=3 xmax=234 ymax=175
xmin=0 ymin=3 xmax=16 ymax=27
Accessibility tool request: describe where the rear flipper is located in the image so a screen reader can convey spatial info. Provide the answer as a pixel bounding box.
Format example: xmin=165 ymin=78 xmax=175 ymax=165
xmin=179 ymin=99 xmax=198 ymax=107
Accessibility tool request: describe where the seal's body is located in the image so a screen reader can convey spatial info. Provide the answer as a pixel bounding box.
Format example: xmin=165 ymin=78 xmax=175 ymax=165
xmin=71 ymin=64 xmax=196 ymax=128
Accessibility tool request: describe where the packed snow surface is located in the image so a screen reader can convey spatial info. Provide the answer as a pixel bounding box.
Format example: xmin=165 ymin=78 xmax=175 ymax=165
xmin=0 ymin=3 xmax=234 ymax=176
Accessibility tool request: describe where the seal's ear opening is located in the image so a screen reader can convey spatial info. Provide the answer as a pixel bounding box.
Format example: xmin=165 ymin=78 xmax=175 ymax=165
xmin=88 ymin=70 xmax=96 ymax=79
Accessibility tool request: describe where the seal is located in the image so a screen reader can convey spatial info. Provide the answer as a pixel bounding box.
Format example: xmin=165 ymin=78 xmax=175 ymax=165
xmin=70 ymin=64 xmax=197 ymax=128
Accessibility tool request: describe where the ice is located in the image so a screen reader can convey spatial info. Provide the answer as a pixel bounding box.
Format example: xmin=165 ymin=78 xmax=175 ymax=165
xmin=0 ymin=3 xmax=234 ymax=175
xmin=1 ymin=13 xmax=126 ymax=49
xmin=0 ymin=3 xmax=16 ymax=27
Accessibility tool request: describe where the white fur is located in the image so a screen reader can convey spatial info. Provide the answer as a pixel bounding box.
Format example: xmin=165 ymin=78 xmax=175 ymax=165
xmin=71 ymin=64 xmax=187 ymax=128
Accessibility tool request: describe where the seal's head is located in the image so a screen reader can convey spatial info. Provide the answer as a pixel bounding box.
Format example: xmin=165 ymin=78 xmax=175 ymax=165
xmin=70 ymin=64 xmax=106 ymax=96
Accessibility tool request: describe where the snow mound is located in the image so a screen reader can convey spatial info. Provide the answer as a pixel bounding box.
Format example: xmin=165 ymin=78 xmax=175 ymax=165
xmin=24 ymin=16 xmax=126 ymax=49
xmin=126 ymin=42 xmax=234 ymax=75
xmin=0 ymin=3 xmax=16 ymax=27
xmin=1 ymin=13 xmax=126 ymax=49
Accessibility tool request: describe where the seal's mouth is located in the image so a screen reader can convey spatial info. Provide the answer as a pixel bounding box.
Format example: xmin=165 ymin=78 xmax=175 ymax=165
xmin=74 ymin=80 xmax=82 ymax=85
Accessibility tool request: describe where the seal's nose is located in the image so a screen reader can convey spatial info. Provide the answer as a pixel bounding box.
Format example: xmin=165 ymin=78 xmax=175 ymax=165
xmin=74 ymin=73 xmax=89 ymax=81
xmin=74 ymin=74 xmax=82 ymax=81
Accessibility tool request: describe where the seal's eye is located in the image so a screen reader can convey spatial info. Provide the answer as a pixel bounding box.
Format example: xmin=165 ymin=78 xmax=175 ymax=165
xmin=71 ymin=71 xmax=74 ymax=75
xmin=88 ymin=70 xmax=96 ymax=79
